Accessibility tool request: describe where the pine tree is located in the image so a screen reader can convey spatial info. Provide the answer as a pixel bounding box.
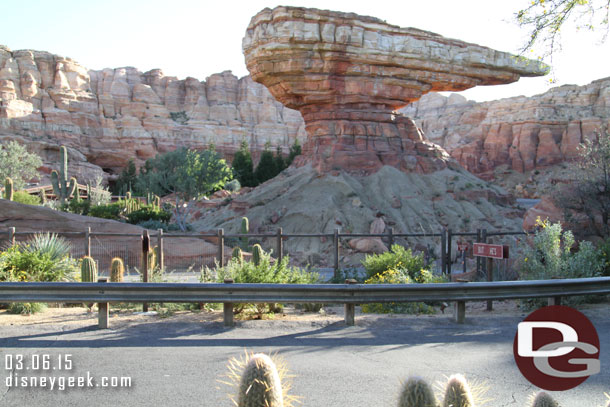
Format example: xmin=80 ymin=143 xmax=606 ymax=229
xmin=286 ymin=138 xmax=302 ymax=166
xmin=232 ymin=140 xmax=256 ymax=187
xmin=274 ymin=146 xmax=286 ymax=173
xmin=254 ymin=142 xmax=278 ymax=184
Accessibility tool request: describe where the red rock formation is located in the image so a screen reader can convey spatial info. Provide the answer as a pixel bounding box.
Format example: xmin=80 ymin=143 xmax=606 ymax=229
xmin=242 ymin=6 xmax=547 ymax=174
xmin=402 ymin=78 xmax=610 ymax=177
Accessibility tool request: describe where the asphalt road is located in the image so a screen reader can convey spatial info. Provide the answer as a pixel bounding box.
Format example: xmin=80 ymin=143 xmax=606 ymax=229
xmin=1 ymin=306 xmax=608 ymax=407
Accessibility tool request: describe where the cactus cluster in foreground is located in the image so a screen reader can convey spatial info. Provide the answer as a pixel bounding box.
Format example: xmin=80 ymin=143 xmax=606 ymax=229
xmin=81 ymin=256 xmax=98 ymax=282
xmin=110 ymin=257 xmax=125 ymax=282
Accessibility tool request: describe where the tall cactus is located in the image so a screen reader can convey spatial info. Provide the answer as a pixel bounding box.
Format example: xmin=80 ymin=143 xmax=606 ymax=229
xmin=252 ymin=244 xmax=263 ymax=266
xmin=39 ymin=188 xmax=46 ymax=204
xmin=241 ymin=216 xmax=249 ymax=249
xmin=110 ymin=257 xmax=125 ymax=282
xmin=81 ymin=256 xmax=98 ymax=282
xmin=443 ymin=374 xmax=474 ymax=407
xmin=238 ymin=354 xmax=284 ymax=407
xmin=232 ymin=246 xmax=243 ymax=262
xmin=4 ymin=177 xmax=13 ymax=201
xmin=51 ymin=146 xmax=77 ymax=204
xmin=398 ymin=376 xmax=437 ymax=407
xmin=530 ymin=391 xmax=559 ymax=407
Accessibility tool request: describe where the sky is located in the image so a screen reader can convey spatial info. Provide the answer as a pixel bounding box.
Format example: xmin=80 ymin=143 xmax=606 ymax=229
xmin=2 ymin=0 xmax=609 ymax=102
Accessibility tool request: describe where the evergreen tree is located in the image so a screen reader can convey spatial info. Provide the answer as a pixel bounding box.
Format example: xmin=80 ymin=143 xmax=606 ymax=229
xmin=254 ymin=142 xmax=278 ymax=184
xmin=114 ymin=159 xmax=137 ymax=195
xmin=286 ymin=138 xmax=302 ymax=166
xmin=274 ymin=146 xmax=286 ymax=173
xmin=231 ymin=140 xmax=256 ymax=187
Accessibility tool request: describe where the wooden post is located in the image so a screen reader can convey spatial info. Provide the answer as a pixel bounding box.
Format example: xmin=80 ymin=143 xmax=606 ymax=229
xmin=454 ymin=279 xmax=468 ymax=324
xmin=333 ymin=229 xmax=340 ymax=277
xmin=476 ymin=229 xmax=482 ymax=276
xmin=447 ymin=228 xmax=453 ymax=276
xmin=487 ymin=256 xmax=494 ymax=311
xmin=217 ymin=228 xmax=225 ymax=268
xmin=548 ymin=296 xmax=562 ymax=306
xmin=344 ymin=279 xmax=357 ymax=326
xmin=142 ymin=230 xmax=150 ymax=312
xmin=223 ymin=278 xmax=234 ymax=327
xmin=462 ymin=249 xmax=467 ymax=275
xmin=85 ymin=227 xmax=91 ymax=257
xmin=157 ymin=228 xmax=164 ymax=271
xmin=481 ymin=229 xmax=488 ymax=276
xmin=97 ymin=278 xmax=109 ymax=329
xmin=441 ymin=228 xmax=447 ymax=275
xmin=276 ymin=227 xmax=283 ymax=263
xmin=387 ymin=227 xmax=394 ymax=248
xmin=8 ymin=227 xmax=15 ymax=247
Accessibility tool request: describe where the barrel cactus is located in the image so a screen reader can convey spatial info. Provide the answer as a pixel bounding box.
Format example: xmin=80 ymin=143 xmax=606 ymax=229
xmin=110 ymin=257 xmax=125 ymax=282
xmin=443 ymin=374 xmax=474 ymax=407
xmin=232 ymin=246 xmax=243 ymax=262
xmin=398 ymin=376 xmax=437 ymax=407
xmin=4 ymin=177 xmax=13 ymax=201
xmin=81 ymin=256 xmax=98 ymax=282
xmin=238 ymin=354 xmax=284 ymax=407
xmin=252 ymin=244 xmax=263 ymax=266
xmin=241 ymin=216 xmax=249 ymax=249
xmin=530 ymin=391 xmax=559 ymax=407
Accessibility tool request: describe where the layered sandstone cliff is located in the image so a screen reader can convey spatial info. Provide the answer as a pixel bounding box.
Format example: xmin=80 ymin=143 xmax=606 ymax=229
xmin=0 ymin=45 xmax=305 ymax=182
xmin=401 ymin=77 xmax=610 ymax=178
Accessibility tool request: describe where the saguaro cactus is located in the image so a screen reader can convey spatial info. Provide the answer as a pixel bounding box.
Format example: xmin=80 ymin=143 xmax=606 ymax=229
xmin=443 ymin=374 xmax=474 ymax=407
xmin=51 ymin=146 xmax=77 ymax=204
xmin=238 ymin=354 xmax=284 ymax=407
xmin=4 ymin=177 xmax=13 ymax=201
xmin=241 ymin=216 xmax=249 ymax=249
xmin=232 ymin=246 xmax=243 ymax=262
xmin=398 ymin=376 xmax=437 ymax=407
xmin=110 ymin=257 xmax=125 ymax=282
xmin=251 ymin=244 xmax=263 ymax=266
xmin=81 ymin=256 xmax=98 ymax=282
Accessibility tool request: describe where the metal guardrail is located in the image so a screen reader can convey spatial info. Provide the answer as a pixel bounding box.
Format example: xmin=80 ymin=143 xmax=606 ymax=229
xmin=1 ymin=277 xmax=609 ymax=328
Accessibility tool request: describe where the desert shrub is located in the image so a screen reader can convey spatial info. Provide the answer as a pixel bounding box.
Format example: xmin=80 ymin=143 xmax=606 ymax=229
xmin=597 ymin=238 xmax=610 ymax=277
xmin=0 ymin=233 xmax=79 ymax=282
xmin=88 ymin=202 xmax=122 ymax=220
xmin=224 ymin=179 xmax=241 ymax=192
xmin=208 ymin=250 xmax=319 ymax=317
xmin=8 ymin=302 xmax=47 ymax=315
xmin=12 ymin=191 xmax=41 ymax=206
xmin=362 ymin=244 xmax=428 ymax=280
xmin=64 ymin=198 xmax=91 ymax=215
xmin=519 ymin=218 xmax=604 ymax=308
xmin=361 ymin=267 xmax=446 ymax=314
xmin=126 ymin=205 xmax=171 ymax=224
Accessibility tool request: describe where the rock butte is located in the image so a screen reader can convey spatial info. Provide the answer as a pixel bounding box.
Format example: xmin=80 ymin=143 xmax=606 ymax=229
xmin=243 ymin=6 xmax=548 ymax=174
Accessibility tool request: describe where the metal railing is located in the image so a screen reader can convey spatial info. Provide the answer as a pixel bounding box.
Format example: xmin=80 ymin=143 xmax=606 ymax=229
xmin=1 ymin=277 xmax=608 ymax=328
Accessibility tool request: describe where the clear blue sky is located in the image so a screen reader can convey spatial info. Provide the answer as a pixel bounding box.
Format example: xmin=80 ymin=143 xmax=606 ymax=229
xmin=2 ymin=0 xmax=609 ymax=102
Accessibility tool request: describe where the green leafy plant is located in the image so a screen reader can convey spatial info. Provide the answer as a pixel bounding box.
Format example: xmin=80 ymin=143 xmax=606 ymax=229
xmin=0 ymin=141 xmax=43 ymax=190
xmin=362 ymin=244 xmax=429 ymax=280
xmin=126 ymin=205 xmax=172 ymax=224
xmin=8 ymin=302 xmax=47 ymax=315
xmin=12 ymin=190 xmax=40 ymax=205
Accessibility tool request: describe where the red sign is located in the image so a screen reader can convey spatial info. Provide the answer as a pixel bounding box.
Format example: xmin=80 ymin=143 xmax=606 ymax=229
xmin=473 ymin=243 xmax=509 ymax=259
xmin=457 ymin=242 xmax=469 ymax=252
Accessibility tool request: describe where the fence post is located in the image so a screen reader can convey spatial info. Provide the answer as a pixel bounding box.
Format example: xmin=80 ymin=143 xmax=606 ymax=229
xmin=97 ymin=278 xmax=109 ymax=329
xmin=142 ymin=230 xmax=150 ymax=313
xmin=476 ymin=229 xmax=481 ymax=276
xmin=223 ymin=278 xmax=234 ymax=327
xmin=447 ymin=228 xmax=453 ymax=276
xmin=85 ymin=227 xmax=91 ymax=257
xmin=157 ymin=228 xmax=164 ymax=271
xmin=344 ymin=279 xmax=357 ymax=326
xmin=548 ymin=296 xmax=562 ymax=306
xmin=8 ymin=227 xmax=15 ymax=247
xmin=387 ymin=227 xmax=394 ymax=248
xmin=276 ymin=227 xmax=283 ymax=263
xmin=217 ymin=228 xmax=225 ymax=268
xmin=333 ymin=229 xmax=340 ymax=277
xmin=486 ymin=235 xmax=493 ymax=312
xmin=441 ymin=228 xmax=447 ymax=275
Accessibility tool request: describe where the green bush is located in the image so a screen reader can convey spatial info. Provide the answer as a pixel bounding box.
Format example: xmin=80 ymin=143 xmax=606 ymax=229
xmin=362 ymin=244 xmax=428 ymax=280
xmin=88 ymin=202 xmax=122 ymax=220
xmin=0 ymin=233 xmax=79 ymax=282
xmin=207 ymin=249 xmax=319 ymax=317
xmin=597 ymin=238 xmax=610 ymax=277
xmin=361 ymin=267 xmax=446 ymax=314
xmin=12 ymin=190 xmax=41 ymax=206
xmin=519 ymin=218 xmax=604 ymax=308
xmin=8 ymin=302 xmax=47 ymax=315
xmin=126 ymin=205 xmax=171 ymax=224
xmin=224 ymin=179 xmax=241 ymax=192
xmin=64 ymin=198 xmax=91 ymax=215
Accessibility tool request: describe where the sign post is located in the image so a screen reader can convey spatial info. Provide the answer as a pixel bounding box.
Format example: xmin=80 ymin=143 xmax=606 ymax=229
xmin=472 ymin=243 xmax=509 ymax=311
xmin=457 ymin=242 xmax=469 ymax=274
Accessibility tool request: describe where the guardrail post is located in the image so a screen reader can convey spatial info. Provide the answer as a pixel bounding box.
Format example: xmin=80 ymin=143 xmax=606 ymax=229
xmin=441 ymin=228 xmax=447 ymax=275
xmin=217 ymin=228 xmax=225 ymax=268
xmin=447 ymin=228 xmax=453 ymax=276
xmin=157 ymin=228 xmax=164 ymax=271
xmin=223 ymin=278 xmax=234 ymax=327
xmin=8 ymin=227 xmax=15 ymax=247
xmin=387 ymin=227 xmax=394 ymax=248
xmin=548 ymin=296 xmax=562 ymax=306
xmin=333 ymin=229 xmax=340 ymax=277
xmin=142 ymin=230 xmax=150 ymax=312
xmin=344 ymin=279 xmax=357 ymax=326
xmin=97 ymin=278 xmax=109 ymax=329
xmin=454 ymin=279 xmax=467 ymax=324
xmin=85 ymin=227 xmax=91 ymax=257
xmin=276 ymin=227 xmax=283 ymax=263
xmin=476 ymin=229 xmax=481 ymax=275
